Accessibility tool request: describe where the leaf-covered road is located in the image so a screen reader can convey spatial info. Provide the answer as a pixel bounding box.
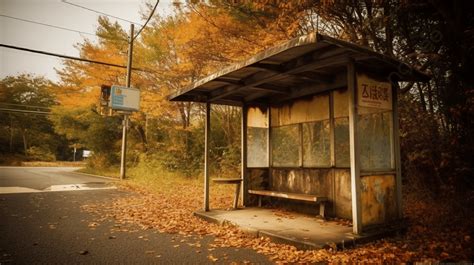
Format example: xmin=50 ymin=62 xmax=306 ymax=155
xmin=82 ymin=179 xmax=473 ymax=264
xmin=0 ymin=189 xmax=271 ymax=264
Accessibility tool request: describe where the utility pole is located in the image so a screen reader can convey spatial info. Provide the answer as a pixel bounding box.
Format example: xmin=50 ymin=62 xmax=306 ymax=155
xmin=120 ymin=23 xmax=134 ymax=180
xmin=73 ymin=146 xmax=77 ymax=162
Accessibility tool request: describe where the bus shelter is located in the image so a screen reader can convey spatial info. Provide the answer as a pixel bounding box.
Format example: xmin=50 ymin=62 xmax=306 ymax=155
xmin=168 ymin=33 xmax=428 ymax=235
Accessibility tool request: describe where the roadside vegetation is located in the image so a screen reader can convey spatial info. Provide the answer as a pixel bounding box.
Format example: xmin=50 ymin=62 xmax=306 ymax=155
xmin=1 ymin=1 xmax=472 ymax=263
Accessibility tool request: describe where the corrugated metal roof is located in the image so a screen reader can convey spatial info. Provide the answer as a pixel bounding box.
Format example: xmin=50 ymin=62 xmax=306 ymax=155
xmin=168 ymin=33 xmax=429 ymax=106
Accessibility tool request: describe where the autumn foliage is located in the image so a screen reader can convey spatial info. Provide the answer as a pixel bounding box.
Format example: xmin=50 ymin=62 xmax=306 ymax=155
xmin=2 ymin=1 xmax=473 ymax=263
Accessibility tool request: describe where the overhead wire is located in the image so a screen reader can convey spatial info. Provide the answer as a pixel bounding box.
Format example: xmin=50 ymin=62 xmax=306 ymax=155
xmin=0 ymin=43 xmax=145 ymax=71
xmin=133 ymin=0 xmax=159 ymax=40
xmin=61 ymin=0 xmax=144 ymax=26
xmin=0 ymin=14 xmax=127 ymax=42
xmin=0 ymin=108 xmax=51 ymax=115
xmin=0 ymin=102 xmax=51 ymax=110
xmin=0 ymin=14 xmax=96 ymax=37
xmin=1 ymin=2 xmax=157 ymax=75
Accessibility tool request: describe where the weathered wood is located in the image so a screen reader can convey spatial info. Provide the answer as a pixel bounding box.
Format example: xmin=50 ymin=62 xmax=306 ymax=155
xmin=248 ymin=189 xmax=328 ymax=202
xmin=248 ymin=189 xmax=327 ymax=217
xmin=213 ymin=178 xmax=242 ymax=209
xmin=247 ymin=85 xmax=290 ymax=95
xmin=168 ymin=33 xmax=429 ymax=103
xmin=209 ymin=55 xmax=351 ymax=102
xmin=272 ymin=72 xmax=346 ymax=104
xmin=348 ymin=61 xmax=362 ymax=234
xmin=212 ymin=178 xmax=242 ymax=184
xmin=248 ymin=63 xmax=334 ymax=84
xmin=204 ymin=102 xmax=210 ymax=211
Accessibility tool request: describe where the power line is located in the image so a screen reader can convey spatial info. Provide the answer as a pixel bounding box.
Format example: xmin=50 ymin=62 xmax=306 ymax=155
xmin=0 ymin=102 xmax=51 ymax=110
xmin=0 ymin=14 xmax=96 ymax=37
xmin=0 ymin=108 xmax=51 ymax=115
xmin=0 ymin=43 xmax=145 ymax=71
xmin=61 ymin=0 xmax=144 ymax=26
xmin=133 ymin=1 xmax=159 ymax=40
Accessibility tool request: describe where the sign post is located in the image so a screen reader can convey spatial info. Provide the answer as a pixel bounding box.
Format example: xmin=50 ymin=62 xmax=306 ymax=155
xmin=119 ymin=24 xmax=134 ymax=180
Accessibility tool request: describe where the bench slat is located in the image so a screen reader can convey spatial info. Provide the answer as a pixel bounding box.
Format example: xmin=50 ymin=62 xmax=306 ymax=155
xmin=248 ymin=189 xmax=327 ymax=202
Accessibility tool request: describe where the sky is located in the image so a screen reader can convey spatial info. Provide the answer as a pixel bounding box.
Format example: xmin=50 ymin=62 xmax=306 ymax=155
xmin=0 ymin=0 xmax=174 ymax=82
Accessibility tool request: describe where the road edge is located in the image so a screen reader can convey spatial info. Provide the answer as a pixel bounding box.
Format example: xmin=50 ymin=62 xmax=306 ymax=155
xmin=71 ymin=170 xmax=120 ymax=181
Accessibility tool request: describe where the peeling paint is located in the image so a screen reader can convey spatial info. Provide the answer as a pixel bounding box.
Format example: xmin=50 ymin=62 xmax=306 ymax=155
xmin=361 ymin=175 xmax=397 ymax=227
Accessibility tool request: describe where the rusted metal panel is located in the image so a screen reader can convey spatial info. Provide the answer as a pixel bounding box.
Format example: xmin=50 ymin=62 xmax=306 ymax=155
xmin=333 ymin=88 xmax=349 ymax=118
xmin=360 ymin=174 xmax=397 ymax=227
xmin=247 ymin=106 xmax=268 ymax=128
xmin=271 ymin=94 xmax=329 ymax=126
xmin=334 ymin=169 xmax=352 ymax=219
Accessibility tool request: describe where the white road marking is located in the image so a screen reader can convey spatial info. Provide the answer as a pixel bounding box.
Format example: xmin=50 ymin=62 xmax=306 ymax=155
xmin=0 ymin=184 xmax=116 ymax=194
xmin=0 ymin=187 xmax=41 ymax=194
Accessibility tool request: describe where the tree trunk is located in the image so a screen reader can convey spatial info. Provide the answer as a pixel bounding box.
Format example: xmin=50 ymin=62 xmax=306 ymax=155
xmin=9 ymin=114 xmax=14 ymax=153
xmin=22 ymin=128 xmax=28 ymax=156
xmin=417 ymin=82 xmax=427 ymax=112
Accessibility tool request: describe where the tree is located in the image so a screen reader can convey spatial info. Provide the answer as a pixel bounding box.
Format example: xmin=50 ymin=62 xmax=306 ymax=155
xmin=49 ymin=105 xmax=122 ymax=166
xmin=0 ymin=74 xmax=70 ymax=160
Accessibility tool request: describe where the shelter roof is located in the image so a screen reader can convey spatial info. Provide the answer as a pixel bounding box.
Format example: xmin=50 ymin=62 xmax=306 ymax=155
xmin=168 ymin=33 xmax=429 ymax=106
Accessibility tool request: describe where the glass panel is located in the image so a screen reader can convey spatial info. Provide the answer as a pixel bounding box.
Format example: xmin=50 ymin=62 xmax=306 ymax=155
xmin=334 ymin=117 xmax=350 ymax=167
xmin=359 ymin=109 xmax=393 ymax=170
xmin=302 ymin=121 xmax=330 ymax=167
xmin=247 ymin=127 xmax=268 ymax=167
xmin=271 ymin=125 xmax=301 ymax=167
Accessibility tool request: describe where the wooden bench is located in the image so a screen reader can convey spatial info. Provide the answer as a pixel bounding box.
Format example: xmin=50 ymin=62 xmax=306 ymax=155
xmin=212 ymin=178 xmax=242 ymax=209
xmin=248 ymin=189 xmax=328 ymax=218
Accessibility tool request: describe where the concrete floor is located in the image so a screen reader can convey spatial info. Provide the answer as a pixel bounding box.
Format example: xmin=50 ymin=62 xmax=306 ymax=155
xmin=195 ymin=207 xmax=360 ymax=250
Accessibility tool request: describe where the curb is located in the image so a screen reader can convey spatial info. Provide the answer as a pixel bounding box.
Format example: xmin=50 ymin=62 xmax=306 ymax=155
xmin=193 ymin=211 xmax=325 ymax=249
xmin=193 ymin=210 xmax=401 ymax=251
xmin=71 ymin=170 xmax=120 ymax=181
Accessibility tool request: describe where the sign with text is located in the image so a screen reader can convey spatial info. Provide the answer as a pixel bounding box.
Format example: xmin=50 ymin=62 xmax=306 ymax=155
xmin=357 ymin=74 xmax=392 ymax=110
xmin=110 ymin=85 xmax=140 ymax=111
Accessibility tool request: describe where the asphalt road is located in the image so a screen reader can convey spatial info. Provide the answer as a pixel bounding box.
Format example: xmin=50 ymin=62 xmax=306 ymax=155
xmin=0 ymin=167 xmax=271 ymax=264
xmin=0 ymin=167 xmax=113 ymax=191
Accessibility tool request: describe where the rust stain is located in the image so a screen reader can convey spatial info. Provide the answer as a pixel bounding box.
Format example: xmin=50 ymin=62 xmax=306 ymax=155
xmin=361 ymin=174 xmax=397 ymax=227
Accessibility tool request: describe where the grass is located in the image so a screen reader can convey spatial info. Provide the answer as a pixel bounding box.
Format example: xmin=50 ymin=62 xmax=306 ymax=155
xmin=78 ymin=160 xmax=242 ymax=209
xmin=21 ymin=161 xmax=86 ymax=167
xmin=77 ymin=166 xmax=120 ymax=179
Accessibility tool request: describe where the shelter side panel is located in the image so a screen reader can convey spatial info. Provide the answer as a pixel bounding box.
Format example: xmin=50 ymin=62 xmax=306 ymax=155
xmin=334 ymin=169 xmax=352 ymax=219
xmin=360 ymin=174 xmax=397 ymax=227
xmin=247 ymin=168 xmax=269 ymax=205
xmin=269 ymin=168 xmax=336 ymax=217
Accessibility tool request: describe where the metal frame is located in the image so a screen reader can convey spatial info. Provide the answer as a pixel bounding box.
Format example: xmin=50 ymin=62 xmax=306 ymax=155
xmin=392 ymin=86 xmax=403 ymax=218
xmin=348 ymin=61 xmax=362 ymax=234
xmin=204 ymin=102 xmax=211 ymax=211
xmin=241 ymin=105 xmax=248 ymax=206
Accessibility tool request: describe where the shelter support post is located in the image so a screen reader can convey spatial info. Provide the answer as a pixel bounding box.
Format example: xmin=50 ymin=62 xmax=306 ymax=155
xmin=267 ymin=107 xmax=272 ymax=195
xmin=204 ymin=102 xmax=211 ymax=211
xmin=348 ymin=61 xmax=362 ymax=234
xmin=393 ymin=86 xmax=403 ymax=218
xmin=241 ymin=105 xmax=248 ymax=206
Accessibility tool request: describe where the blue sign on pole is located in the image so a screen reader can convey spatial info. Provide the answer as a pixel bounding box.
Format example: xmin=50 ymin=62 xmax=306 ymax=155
xmin=110 ymin=85 xmax=140 ymax=111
